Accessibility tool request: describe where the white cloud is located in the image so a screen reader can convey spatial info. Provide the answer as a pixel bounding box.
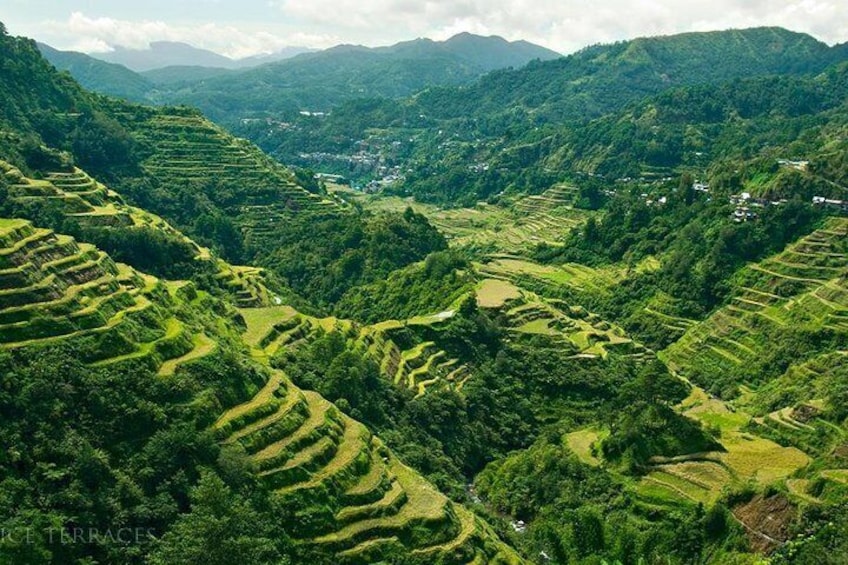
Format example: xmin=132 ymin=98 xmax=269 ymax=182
xmin=39 ymin=11 xmax=341 ymax=58
xmin=274 ymin=0 xmax=848 ymax=52
xmin=13 ymin=1 xmax=848 ymax=59
xmin=68 ymin=36 xmax=113 ymax=54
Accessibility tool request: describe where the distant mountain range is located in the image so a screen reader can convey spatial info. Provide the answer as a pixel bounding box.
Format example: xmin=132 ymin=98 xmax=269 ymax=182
xmin=328 ymin=32 xmax=561 ymax=72
xmin=91 ymin=40 xmax=315 ymax=72
xmin=146 ymin=33 xmax=561 ymax=120
xmin=40 ymin=33 xmax=561 ymax=114
xmin=225 ymin=26 xmax=848 ymax=206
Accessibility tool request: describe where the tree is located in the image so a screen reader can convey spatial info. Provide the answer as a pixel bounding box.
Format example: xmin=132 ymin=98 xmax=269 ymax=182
xmin=150 ymin=472 xmax=283 ymax=565
xmin=584 ymin=216 xmax=599 ymax=242
xmin=679 ymin=172 xmax=695 ymax=205
xmin=572 ymin=507 xmax=605 ymax=557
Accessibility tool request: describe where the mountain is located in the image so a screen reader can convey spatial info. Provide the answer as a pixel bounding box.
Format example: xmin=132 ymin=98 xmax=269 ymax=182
xmin=413 ymin=27 xmax=848 ymax=122
xmin=51 ymin=48 xmax=315 ymax=89
xmin=0 ymin=23 xmax=523 ymax=564
xmin=94 ymin=40 xmax=237 ymax=71
xmin=245 ymin=27 xmax=848 ymax=206
xmin=37 ymin=42 xmax=153 ymax=101
xmin=397 ymin=61 xmax=848 ymax=204
xmin=148 ymin=33 xmax=561 ymax=121
xmin=48 ymin=32 xmax=559 ymax=122
xmin=540 ymin=62 xmax=848 ymax=181
xmin=233 ymin=45 xmax=317 ymax=67
xmin=439 ymin=31 xmax=561 ymax=70
xmin=366 ymin=32 xmax=560 ymax=71
xmin=92 ymin=41 xmax=314 ymax=72
xmin=140 ymin=64 xmax=235 ymax=85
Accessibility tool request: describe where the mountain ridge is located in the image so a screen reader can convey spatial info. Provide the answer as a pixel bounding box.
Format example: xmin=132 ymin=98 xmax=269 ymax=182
xmin=37 ymin=42 xmax=153 ymax=102
xmin=6 ymin=17 xmax=848 ymax=565
xmin=238 ymin=26 xmax=848 ymax=206
xmin=0 ymin=24 xmax=525 ymax=564
xmin=80 ymin=32 xmax=558 ymax=73
xmin=96 ymin=40 xmax=235 ymax=71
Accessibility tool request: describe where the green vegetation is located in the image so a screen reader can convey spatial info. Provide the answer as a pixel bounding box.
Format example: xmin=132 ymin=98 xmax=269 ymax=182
xmin=37 ymin=43 xmax=154 ymax=102
xmin=336 ymin=251 xmax=474 ymax=324
xmin=220 ymin=28 xmax=848 ymax=205
xmin=3 ymin=18 xmax=848 ymax=565
xmin=0 ymin=221 xmax=273 ymax=564
xmin=663 ymin=218 xmax=848 ymax=395
xmin=333 ymin=183 xmax=591 ymax=253
xmin=0 ymin=161 xmax=283 ymax=307
xmin=261 ymin=207 xmax=448 ymax=308
xmin=143 ymin=33 xmax=560 ymax=122
xmin=0 ymin=221 xmax=519 ymax=564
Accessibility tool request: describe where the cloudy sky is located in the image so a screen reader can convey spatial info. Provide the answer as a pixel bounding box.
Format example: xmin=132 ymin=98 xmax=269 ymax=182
xmin=3 ymin=0 xmax=848 ymax=59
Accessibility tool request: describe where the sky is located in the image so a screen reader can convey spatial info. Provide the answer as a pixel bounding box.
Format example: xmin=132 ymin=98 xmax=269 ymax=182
xmin=3 ymin=0 xmax=848 ymax=59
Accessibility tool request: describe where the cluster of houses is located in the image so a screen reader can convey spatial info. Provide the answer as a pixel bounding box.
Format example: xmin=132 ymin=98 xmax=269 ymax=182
xmin=812 ymin=196 xmax=848 ymax=212
xmin=777 ymin=159 xmax=810 ymax=171
xmin=362 ymin=173 xmax=405 ymax=193
xmin=239 ymin=116 xmax=297 ymax=132
xmin=729 ymin=192 xmax=787 ymax=222
xmin=727 ymin=192 xmax=848 ymax=220
xmin=298 ymin=150 xmax=384 ymax=169
xmin=510 ymin=519 xmax=527 ymax=534
xmin=299 ymin=147 xmax=406 ymax=192
xmin=643 ymin=194 xmax=668 ymax=206
xmin=314 ymin=173 xmax=347 ymax=184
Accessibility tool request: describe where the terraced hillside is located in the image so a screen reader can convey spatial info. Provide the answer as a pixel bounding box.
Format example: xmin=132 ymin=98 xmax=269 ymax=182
xmin=0 ymin=221 xmax=521 ymax=564
xmin=633 ymin=386 xmax=811 ymax=510
xmin=1 ymin=160 xmax=276 ymax=307
xmin=0 ymin=219 xmax=213 ymax=373
xmin=233 ymin=306 xmax=523 ymax=564
xmin=241 ymin=305 xmax=475 ymax=398
xmin=214 ymin=373 xmax=520 ymax=564
xmin=629 ymin=368 xmax=846 ymax=551
xmin=241 ymin=277 xmax=653 ymax=401
xmin=663 ymin=217 xmax=848 ymax=383
xmin=476 ymin=185 xmax=587 ymax=252
xmin=240 ymin=306 xmax=353 ymax=360
xmin=331 ymin=183 xmax=590 ymax=254
xmin=477 ymin=254 xmax=660 ymax=296
xmin=633 ymin=218 xmax=848 ymax=524
xmin=110 ymin=105 xmax=344 ymax=250
xmin=355 ymin=313 xmax=475 ymax=397
xmin=737 ymin=350 xmax=848 ymax=507
xmin=476 ymin=278 xmax=651 ymax=361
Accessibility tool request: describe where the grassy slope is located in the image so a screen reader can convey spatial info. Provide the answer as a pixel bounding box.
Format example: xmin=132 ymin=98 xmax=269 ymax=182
xmin=233 ymin=303 xmax=523 ymax=563
xmin=1 ymin=160 xmax=278 ymax=307
xmin=350 ymin=187 xmax=848 ymax=554
xmin=0 ymin=220 xmax=522 ymax=564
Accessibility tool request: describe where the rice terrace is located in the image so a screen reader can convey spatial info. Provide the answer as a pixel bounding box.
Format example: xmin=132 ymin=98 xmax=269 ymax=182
xmin=1 ymin=8 xmax=848 ymax=565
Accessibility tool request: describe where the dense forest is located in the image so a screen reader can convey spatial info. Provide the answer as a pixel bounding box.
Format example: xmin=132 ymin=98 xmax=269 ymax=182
xmin=212 ymin=29 xmax=848 ymax=208
xmin=2 ymin=18 xmax=848 ymax=565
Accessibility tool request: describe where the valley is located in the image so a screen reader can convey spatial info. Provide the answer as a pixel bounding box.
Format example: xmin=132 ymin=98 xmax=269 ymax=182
xmin=1 ymin=17 xmax=848 ymax=565
xmin=330 ymin=183 xmax=592 ymax=253
xmin=336 ymin=169 xmax=848 ymax=561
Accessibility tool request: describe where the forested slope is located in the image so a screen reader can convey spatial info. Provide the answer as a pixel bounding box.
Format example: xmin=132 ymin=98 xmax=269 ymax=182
xmin=0 ymin=23 xmax=523 ymax=565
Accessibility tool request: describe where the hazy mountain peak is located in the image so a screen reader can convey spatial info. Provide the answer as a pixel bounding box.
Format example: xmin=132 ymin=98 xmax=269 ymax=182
xmin=95 ymin=40 xmax=235 ymax=71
